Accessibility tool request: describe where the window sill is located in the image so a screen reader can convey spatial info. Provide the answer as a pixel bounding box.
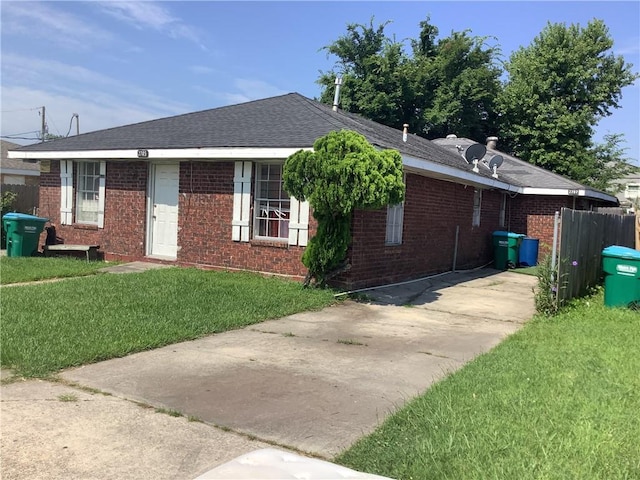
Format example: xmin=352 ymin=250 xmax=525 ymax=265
xmin=73 ymin=223 xmax=99 ymax=231
xmin=250 ymin=238 xmax=289 ymax=249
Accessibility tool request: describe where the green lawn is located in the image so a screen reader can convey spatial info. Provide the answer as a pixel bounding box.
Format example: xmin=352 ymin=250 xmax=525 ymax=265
xmin=0 ymin=256 xmax=112 ymax=284
xmin=337 ymin=289 xmax=640 ymax=479
xmin=1 ymin=267 xmax=337 ymax=377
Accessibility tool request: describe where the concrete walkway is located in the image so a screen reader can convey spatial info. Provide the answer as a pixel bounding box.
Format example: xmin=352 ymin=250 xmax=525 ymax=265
xmin=1 ymin=267 xmax=537 ymax=479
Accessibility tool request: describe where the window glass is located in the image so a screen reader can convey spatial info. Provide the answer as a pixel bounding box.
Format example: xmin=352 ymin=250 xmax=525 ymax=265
xmin=76 ymin=161 xmax=100 ymax=224
xmin=386 ymin=203 xmax=404 ymax=245
xmin=254 ymin=163 xmax=290 ymax=239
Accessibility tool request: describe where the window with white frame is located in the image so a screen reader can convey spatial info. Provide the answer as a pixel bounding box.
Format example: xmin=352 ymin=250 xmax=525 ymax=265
xmin=625 ymin=183 xmax=640 ymax=200
xmin=386 ymin=202 xmax=404 ymax=245
xmin=472 ymin=189 xmax=482 ymax=227
xmin=254 ymin=163 xmax=290 ymax=240
xmin=76 ymin=161 xmax=101 ymax=224
xmin=60 ymin=160 xmax=105 ymax=227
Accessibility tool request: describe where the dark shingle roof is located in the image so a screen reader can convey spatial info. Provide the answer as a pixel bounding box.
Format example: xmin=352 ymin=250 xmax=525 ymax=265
xmin=432 ymin=137 xmax=589 ymax=190
xmin=14 ymin=93 xmax=491 ymax=178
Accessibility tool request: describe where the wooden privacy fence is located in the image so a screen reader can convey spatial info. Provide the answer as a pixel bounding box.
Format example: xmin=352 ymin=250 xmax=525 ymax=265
xmin=555 ymin=207 xmax=636 ymax=306
xmin=0 ymin=184 xmax=39 ymax=215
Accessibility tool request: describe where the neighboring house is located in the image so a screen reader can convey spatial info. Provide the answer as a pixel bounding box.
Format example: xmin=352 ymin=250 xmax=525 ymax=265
xmin=1 ymin=140 xmax=40 ymax=185
xmin=613 ymin=172 xmax=640 ymax=212
xmin=9 ymin=93 xmax=618 ymax=289
xmin=433 ymin=136 xmax=618 ymax=254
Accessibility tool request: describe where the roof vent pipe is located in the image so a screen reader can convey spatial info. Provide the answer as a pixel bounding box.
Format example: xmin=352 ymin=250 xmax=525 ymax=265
xmin=332 ymin=77 xmax=343 ymax=112
xmin=403 ymin=124 xmax=409 ymax=142
xmin=486 ymin=136 xmax=498 ymax=149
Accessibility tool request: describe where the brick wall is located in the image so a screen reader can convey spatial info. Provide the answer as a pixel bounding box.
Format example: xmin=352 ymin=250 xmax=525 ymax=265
xmin=38 ymin=160 xmax=148 ymax=259
xmin=177 ymin=161 xmax=310 ymax=277
xmin=38 ymin=160 xmax=311 ymax=276
xmin=334 ymin=173 xmax=504 ymax=289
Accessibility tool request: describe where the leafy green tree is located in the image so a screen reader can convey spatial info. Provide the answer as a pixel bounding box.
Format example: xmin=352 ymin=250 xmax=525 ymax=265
xmin=317 ymin=17 xmax=502 ymax=143
xmin=497 ymin=20 xmax=638 ymax=190
xmin=586 ymin=134 xmax=639 ymax=194
xmin=283 ymin=130 xmax=405 ymax=286
xmin=317 ymin=19 xmax=413 ymax=130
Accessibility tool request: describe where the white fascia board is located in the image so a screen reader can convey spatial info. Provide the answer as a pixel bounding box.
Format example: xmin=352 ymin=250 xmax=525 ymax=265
xmin=520 ymin=187 xmax=617 ymax=203
xmin=402 ymin=155 xmax=516 ymax=191
xmin=0 ymin=168 xmax=40 ymax=176
xmin=8 ymin=147 xmax=313 ymax=160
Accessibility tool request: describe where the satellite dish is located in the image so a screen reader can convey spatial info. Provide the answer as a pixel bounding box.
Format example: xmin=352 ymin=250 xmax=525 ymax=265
xmin=464 ymin=143 xmax=487 ymax=164
xmin=488 ymin=155 xmax=504 ymax=170
xmin=489 ymin=154 xmax=504 ymax=179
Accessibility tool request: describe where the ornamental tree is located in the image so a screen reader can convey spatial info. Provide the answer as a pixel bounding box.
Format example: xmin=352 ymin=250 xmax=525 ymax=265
xmin=283 ymin=130 xmax=405 ymax=286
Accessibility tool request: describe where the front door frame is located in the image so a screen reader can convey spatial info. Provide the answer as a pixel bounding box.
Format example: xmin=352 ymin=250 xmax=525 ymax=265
xmin=146 ymin=161 xmax=180 ymax=259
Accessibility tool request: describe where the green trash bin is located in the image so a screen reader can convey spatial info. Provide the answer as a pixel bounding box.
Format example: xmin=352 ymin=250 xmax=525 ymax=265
xmin=492 ymin=231 xmax=524 ymax=270
xmin=602 ymin=245 xmax=640 ymax=308
xmin=2 ymin=213 xmax=48 ymax=257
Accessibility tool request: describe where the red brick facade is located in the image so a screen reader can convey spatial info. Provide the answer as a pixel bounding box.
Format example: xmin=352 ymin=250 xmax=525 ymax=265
xmin=338 ymin=173 xmax=504 ymax=289
xmin=36 ymin=159 xmax=613 ymax=289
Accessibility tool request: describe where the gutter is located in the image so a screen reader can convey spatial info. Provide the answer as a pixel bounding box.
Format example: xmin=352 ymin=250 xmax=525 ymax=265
xmin=7 ymin=147 xmax=313 ymax=161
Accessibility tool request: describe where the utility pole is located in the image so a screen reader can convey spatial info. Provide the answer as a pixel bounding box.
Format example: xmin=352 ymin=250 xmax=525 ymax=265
xmin=74 ymin=113 xmax=79 ymax=135
xmin=41 ymin=106 xmax=46 ymax=142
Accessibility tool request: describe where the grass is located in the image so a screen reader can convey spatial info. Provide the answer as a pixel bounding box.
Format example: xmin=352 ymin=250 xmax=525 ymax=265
xmin=336 ymin=288 xmax=640 ymax=480
xmin=514 ymin=265 xmax=538 ymax=276
xmin=1 ymin=267 xmax=337 ymax=377
xmin=0 ymin=256 xmax=113 ymax=284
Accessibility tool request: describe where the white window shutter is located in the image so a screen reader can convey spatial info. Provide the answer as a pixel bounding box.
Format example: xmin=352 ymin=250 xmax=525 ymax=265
xmin=60 ymin=160 xmax=73 ymax=225
xmin=288 ymin=197 xmax=309 ymax=246
xmin=97 ymin=161 xmax=106 ymax=228
xmin=232 ymin=161 xmax=252 ymax=242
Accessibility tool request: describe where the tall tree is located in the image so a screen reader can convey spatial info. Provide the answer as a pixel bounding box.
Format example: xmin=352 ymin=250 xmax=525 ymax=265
xmin=416 ymin=28 xmax=502 ymax=140
xmin=317 ymin=19 xmax=413 ymax=129
xmin=317 ymin=17 xmax=502 ymax=143
xmin=497 ymin=20 xmax=638 ymax=190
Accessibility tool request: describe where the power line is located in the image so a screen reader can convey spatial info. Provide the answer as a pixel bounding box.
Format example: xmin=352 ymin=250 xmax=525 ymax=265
xmin=0 ymin=106 xmax=43 ymax=113
xmin=2 ymin=130 xmax=41 ymax=137
xmin=1 ymin=135 xmax=40 ymax=141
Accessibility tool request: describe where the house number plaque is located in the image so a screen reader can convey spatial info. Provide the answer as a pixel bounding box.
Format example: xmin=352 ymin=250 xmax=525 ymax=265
xmin=137 ymin=149 xmax=149 ymax=158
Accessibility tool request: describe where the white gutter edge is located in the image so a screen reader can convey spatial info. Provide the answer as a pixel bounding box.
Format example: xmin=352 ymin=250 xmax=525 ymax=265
xmin=403 ymin=155 xmax=515 ymax=191
xmin=521 ymin=187 xmax=617 ymax=203
xmin=7 ymin=147 xmax=313 ymax=160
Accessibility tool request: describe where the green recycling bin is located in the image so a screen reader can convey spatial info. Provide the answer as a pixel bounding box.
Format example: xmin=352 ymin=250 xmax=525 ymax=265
xmin=602 ymin=245 xmax=640 ymax=308
xmin=2 ymin=213 xmax=48 ymax=257
xmin=492 ymin=231 xmax=524 ymax=270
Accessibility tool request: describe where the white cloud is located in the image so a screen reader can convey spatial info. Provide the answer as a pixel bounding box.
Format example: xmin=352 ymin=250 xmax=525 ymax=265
xmin=95 ymin=1 xmax=207 ymax=49
xmin=1 ymin=1 xmax=115 ymax=51
xmin=1 ymin=54 xmax=192 ymax=144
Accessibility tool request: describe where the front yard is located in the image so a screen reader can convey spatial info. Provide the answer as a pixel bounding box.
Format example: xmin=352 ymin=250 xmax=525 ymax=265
xmin=2 ymin=257 xmax=638 ymax=479
xmin=337 ymin=289 xmax=640 ymax=479
xmin=0 ymin=260 xmax=337 ymax=377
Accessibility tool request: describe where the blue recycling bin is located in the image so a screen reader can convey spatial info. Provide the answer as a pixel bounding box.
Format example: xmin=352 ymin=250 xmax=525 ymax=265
xmin=519 ymin=237 xmax=540 ymax=267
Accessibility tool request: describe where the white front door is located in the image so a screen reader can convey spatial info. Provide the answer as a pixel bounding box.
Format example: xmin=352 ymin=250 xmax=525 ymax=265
xmin=149 ymin=163 xmax=179 ymax=258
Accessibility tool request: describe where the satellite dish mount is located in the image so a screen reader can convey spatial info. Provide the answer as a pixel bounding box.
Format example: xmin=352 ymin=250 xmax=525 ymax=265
xmin=488 ymin=155 xmax=504 ymax=178
xmin=463 ymin=143 xmax=487 ymax=173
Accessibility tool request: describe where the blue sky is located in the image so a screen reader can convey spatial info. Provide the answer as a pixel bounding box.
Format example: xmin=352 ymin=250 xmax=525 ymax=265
xmin=2 ymin=1 xmax=639 ymax=165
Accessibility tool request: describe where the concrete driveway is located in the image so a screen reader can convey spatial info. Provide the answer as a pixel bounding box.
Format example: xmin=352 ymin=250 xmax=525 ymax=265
xmin=1 ymin=267 xmax=537 ymax=479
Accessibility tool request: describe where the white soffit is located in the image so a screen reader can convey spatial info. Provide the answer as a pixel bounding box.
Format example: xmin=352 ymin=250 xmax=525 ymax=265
xmin=7 ymin=147 xmax=313 ymax=160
